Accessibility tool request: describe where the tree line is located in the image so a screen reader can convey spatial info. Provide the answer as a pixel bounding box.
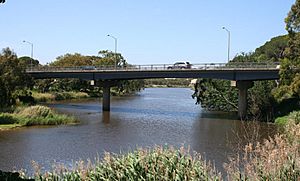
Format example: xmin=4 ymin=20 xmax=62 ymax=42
xmin=0 ymin=49 xmax=144 ymax=110
xmin=193 ymin=0 xmax=300 ymax=121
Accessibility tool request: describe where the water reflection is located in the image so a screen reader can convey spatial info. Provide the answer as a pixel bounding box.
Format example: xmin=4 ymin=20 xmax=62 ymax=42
xmin=102 ymin=111 xmax=110 ymax=123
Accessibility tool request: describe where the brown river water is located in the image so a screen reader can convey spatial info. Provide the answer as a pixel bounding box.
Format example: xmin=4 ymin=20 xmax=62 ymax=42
xmin=0 ymin=88 xmax=276 ymax=175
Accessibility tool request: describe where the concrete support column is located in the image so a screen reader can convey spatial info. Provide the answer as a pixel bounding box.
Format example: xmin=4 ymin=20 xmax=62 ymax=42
xmin=102 ymin=81 xmax=111 ymax=111
xmin=236 ymin=81 xmax=253 ymax=119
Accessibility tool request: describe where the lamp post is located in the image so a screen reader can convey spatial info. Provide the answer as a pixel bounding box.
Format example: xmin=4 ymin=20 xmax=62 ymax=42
xmin=23 ymin=40 xmax=34 ymax=69
xmin=107 ymin=34 xmax=117 ymax=69
xmin=222 ymin=27 xmax=230 ymax=62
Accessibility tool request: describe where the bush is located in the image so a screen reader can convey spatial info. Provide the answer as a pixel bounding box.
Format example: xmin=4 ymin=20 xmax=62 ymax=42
xmin=275 ymin=111 xmax=300 ymax=126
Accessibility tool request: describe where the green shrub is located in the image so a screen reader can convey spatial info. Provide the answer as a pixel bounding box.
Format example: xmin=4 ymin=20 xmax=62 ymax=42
xmin=275 ymin=116 xmax=289 ymax=126
xmin=275 ymin=111 xmax=300 ymax=126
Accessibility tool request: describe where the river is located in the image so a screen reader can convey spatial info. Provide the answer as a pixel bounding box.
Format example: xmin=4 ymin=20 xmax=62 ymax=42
xmin=0 ymin=88 xmax=276 ymax=175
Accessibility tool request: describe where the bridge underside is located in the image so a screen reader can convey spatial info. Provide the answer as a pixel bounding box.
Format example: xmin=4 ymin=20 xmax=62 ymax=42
xmin=28 ymin=69 xmax=279 ymax=119
xmin=28 ymin=69 xmax=279 ymax=81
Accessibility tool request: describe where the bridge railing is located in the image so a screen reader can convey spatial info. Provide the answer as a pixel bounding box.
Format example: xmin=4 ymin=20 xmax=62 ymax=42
xmin=26 ymin=62 xmax=280 ymax=72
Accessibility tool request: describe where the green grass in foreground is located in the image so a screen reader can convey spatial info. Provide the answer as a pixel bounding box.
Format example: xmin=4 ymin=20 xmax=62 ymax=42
xmin=0 ymin=105 xmax=77 ymax=128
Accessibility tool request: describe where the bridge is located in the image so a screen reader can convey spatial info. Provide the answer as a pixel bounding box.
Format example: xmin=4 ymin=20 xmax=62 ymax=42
xmin=27 ymin=62 xmax=280 ymax=119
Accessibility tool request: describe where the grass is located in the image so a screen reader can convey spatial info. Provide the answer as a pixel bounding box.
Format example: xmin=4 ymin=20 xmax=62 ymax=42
xmin=0 ymin=105 xmax=77 ymax=128
xmin=32 ymin=91 xmax=89 ymax=102
xmin=24 ymin=146 xmax=222 ymax=180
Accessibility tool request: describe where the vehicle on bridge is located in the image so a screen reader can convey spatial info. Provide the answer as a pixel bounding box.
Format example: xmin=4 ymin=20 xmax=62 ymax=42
xmin=167 ymin=62 xmax=191 ymax=69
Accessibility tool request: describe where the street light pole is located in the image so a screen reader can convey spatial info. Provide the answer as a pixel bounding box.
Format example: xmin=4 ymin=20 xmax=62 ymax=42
xmin=107 ymin=34 xmax=118 ymax=69
xmin=222 ymin=27 xmax=230 ymax=62
xmin=23 ymin=40 xmax=34 ymax=69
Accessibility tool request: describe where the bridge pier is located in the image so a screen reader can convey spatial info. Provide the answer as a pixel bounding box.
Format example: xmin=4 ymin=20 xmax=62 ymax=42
xmin=102 ymin=81 xmax=111 ymax=111
xmin=236 ymin=81 xmax=253 ymax=119
xmin=101 ymin=80 xmax=120 ymax=112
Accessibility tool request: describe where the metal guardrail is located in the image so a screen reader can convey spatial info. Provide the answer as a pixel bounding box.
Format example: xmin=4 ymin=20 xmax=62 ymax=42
xmin=26 ymin=62 xmax=280 ymax=72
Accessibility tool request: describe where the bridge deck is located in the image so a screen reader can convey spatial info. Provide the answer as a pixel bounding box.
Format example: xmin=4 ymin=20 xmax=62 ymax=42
xmin=26 ymin=63 xmax=280 ymax=81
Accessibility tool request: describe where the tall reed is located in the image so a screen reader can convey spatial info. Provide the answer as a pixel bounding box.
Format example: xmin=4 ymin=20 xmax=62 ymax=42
xmin=224 ymin=118 xmax=300 ymax=180
xmin=30 ymin=146 xmax=222 ymax=181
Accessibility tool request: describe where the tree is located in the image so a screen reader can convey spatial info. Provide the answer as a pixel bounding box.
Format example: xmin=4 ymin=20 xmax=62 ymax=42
xmin=254 ymin=35 xmax=288 ymax=62
xmin=51 ymin=53 xmax=93 ymax=67
xmin=275 ymin=0 xmax=300 ymax=101
xmin=0 ymin=48 xmax=33 ymax=108
xmin=97 ymin=50 xmax=126 ymax=67
xmin=193 ymin=35 xmax=289 ymax=120
xmin=18 ymin=56 xmax=40 ymax=68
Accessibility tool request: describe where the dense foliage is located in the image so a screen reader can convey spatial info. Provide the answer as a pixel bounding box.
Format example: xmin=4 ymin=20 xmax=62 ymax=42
xmin=0 ymin=48 xmax=33 ymax=109
xmin=193 ymin=36 xmax=288 ymax=120
xmin=275 ymin=0 xmax=300 ymax=102
xmin=193 ymin=0 xmax=300 ymax=120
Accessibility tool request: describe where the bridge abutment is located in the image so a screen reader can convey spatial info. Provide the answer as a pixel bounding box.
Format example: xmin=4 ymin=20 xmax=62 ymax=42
xmin=236 ymin=81 xmax=253 ymax=119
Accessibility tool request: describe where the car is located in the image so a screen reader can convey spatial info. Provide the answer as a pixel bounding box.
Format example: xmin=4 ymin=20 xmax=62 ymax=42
xmin=167 ymin=62 xmax=191 ymax=69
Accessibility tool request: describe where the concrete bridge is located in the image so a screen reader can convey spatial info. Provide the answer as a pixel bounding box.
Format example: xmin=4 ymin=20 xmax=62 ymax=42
xmin=27 ymin=62 xmax=280 ymax=119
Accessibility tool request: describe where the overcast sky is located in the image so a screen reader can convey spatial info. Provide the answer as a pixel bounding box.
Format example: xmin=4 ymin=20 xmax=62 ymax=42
xmin=0 ymin=0 xmax=295 ymax=65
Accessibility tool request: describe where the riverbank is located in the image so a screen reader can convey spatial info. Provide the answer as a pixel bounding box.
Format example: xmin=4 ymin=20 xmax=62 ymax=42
xmin=32 ymin=91 xmax=90 ymax=102
xmin=0 ymin=105 xmax=77 ymax=131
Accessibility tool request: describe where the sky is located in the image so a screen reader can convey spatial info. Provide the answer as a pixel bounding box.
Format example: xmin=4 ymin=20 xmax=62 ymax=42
xmin=0 ymin=0 xmax=296 ymax=65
